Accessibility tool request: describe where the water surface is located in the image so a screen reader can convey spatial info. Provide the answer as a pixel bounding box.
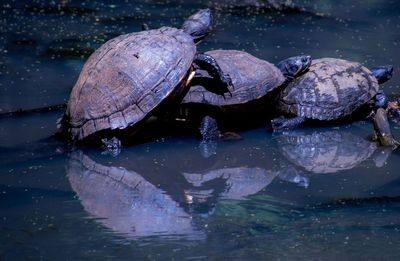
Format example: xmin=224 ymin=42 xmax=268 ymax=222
xmin=1 ymin=0 xmax=400 ymax=260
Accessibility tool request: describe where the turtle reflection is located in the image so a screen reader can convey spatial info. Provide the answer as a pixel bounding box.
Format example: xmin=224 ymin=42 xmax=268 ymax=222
xmin=182 ymin=159 xmax=309 ymax=203
xmin=183 ymin=167 xmax=278 ymax=201
xmin=276 ymin=130 xmax=381 ymax=174
xmin=67 ymin=151 xmax=205 ymax=240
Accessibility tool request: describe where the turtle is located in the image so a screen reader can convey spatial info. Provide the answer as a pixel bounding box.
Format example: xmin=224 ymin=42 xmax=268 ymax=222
xmin=182 ymin=50 xmax=311 ymax=112
xmin=59 ymin=9 xmax=233 ymax=143
xmin=271 ymin=58 xmax=394 ymax=130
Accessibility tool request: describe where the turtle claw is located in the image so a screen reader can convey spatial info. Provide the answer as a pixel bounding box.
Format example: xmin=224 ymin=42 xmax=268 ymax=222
xmin=219 ymin=73 xmax=233 ymax=98
xmin=223 ymin=73 xmax=233 ymax=88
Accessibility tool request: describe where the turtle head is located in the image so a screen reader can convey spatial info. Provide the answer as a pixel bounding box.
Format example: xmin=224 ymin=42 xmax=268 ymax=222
xmin=277 ymin=55 xmax=311 ymax=80
xmin=371 ymin=65 xmax=393 ymax=84
xmin=182 ymin=9 xmax=212 ymax=44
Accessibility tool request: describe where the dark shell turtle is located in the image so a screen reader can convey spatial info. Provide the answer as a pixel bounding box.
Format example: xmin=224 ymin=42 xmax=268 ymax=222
xmin=60 ymin=9 xmax=232 ymax=142
xmin=277 ymin=130 xmax=378 ymax=174
xmin=272 ymin=58 xmax=393 ymax=130
xmin=182 ymin=50 xmax=311 ymax=109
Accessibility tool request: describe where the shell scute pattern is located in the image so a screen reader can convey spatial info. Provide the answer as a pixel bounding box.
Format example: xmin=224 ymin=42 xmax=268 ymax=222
xmin=183 ymin=50 xmax=285 ymax=106
xmin=279 ymin=58 xmax=379 ymax=120
xmin=67 ymin=27 xmax=196 ymax=139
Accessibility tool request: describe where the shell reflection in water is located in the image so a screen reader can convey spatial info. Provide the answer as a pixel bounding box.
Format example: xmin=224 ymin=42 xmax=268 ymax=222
xmin=277 ymin=130 xmax=379 ymax=174
xmin=67 ymin=151 xmax=205 ymax=240
xmin=183 ymin=167 xmax=278 ymax=201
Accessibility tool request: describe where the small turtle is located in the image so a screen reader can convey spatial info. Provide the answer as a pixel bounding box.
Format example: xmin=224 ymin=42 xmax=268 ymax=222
xmin=182 ymin=50 xmax=311 ymax=111
xmin=272 ymin=58 xmax=394 ymax=130
xmin=59 ymin=9 xmax=232 ymax=143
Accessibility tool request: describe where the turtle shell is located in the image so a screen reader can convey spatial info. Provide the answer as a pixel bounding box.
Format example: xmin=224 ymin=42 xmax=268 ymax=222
xmin=182 ymin=50 xmax=285 ymax=107
xmin=66 ymin=27 xmax=196 ymax=140
xmin=278 ymin=58 xmax=379 ymax=120
xmin=277 ymin=130 xmax=377 ymax=174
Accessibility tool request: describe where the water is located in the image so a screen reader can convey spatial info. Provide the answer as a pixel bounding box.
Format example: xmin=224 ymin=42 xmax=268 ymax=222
xmin=1 ymin=0 xmax=400 ymax=260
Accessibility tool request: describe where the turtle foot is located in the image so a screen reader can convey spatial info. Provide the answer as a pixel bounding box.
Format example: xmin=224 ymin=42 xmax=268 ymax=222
xmin=199 ymin=116 xmax=220 ymax=141
xmin=219 ymin=73 xmax=233 ymax=93
xmin=193 ymin=53 xmax=233 ymax=95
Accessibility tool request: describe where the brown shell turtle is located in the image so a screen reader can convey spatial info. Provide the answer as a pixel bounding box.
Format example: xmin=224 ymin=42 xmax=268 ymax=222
xmin=182 ymin=50 xmax=311 ymax=110
xmin=59 ymin=9 xmax=232 ymax=143
xmin=272 ymin=58 xmax=393 ymax=130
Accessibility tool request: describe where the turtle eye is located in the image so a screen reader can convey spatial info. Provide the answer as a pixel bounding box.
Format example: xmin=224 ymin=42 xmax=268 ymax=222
xmin=289 ymin=64 xmax=300 ymax=75
xmin=301 ymin=57 xmax=308 ymax=63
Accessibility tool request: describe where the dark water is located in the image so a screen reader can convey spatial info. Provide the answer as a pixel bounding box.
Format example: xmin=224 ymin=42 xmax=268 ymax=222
xmin=1 ymin=0 xmax=400 ymax=260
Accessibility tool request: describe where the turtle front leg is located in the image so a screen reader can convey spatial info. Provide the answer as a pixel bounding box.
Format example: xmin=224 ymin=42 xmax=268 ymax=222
xmin=374 ymin=90 xmax=389 ymax=109
xmin=271 ymin=116 xmax=306 ymax=131
xmin=374 ymin=90 xmax=400 ymax=113
xmin=192 ymin=53 xmax=233 ymax=95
